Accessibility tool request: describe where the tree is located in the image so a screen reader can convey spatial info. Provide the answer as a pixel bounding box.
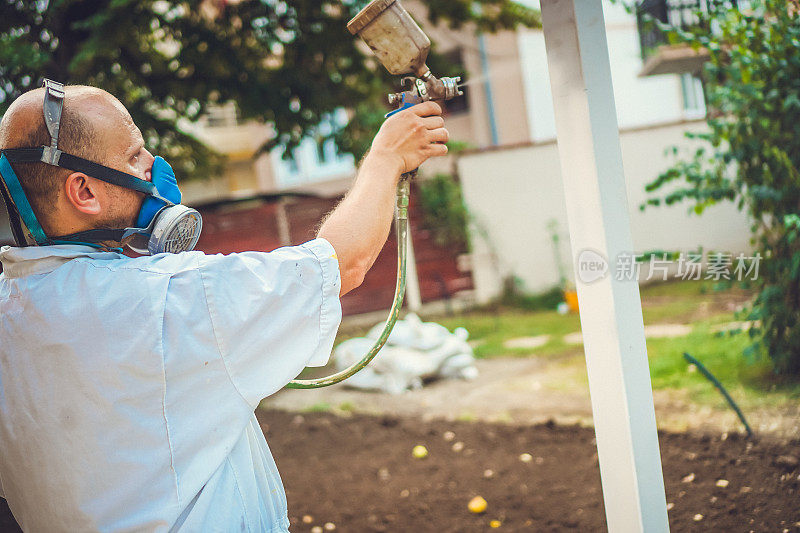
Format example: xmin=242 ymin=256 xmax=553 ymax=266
xmin=643 ymin=0 xmax=800 ymax=376
xmin=0 ymin=0 xmax=539 ymax=179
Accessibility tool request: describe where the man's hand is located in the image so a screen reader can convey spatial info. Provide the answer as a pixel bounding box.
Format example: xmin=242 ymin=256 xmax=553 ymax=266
xmin=369 ymin=101 xmax=449 ymax=174
xmin=317 ymin=100 xmax=450 ymax=296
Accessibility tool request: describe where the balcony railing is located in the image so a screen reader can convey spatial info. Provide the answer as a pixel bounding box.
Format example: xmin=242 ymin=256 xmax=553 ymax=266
xmin=636 ymin=0 xmax=739 ymax=61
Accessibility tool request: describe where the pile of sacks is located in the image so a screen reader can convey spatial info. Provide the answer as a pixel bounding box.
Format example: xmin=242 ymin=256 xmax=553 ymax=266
xmin=333 ymin=313 xmax=479 ymax=394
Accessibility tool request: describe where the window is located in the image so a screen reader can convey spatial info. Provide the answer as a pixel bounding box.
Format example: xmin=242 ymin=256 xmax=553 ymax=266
xmin=680 ymin=73 xmax=706 ymax=118
xmin=202 ymin=102 xmax=240 ymax=128
xmin=273 ymin=108 xmax=355 ymax=187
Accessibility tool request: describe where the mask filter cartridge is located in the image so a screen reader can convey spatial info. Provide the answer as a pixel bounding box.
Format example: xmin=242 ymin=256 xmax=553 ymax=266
xmin=127 ymin=204 xmax=202 ymax=255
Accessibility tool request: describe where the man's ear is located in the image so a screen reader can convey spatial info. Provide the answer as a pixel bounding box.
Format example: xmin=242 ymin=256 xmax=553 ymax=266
xmin=64 ymin=172 xmax=102 ymax=215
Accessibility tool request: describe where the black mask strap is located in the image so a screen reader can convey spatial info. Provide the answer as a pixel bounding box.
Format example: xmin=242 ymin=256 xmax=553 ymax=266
xmin=0 ymin=177 xmax=29 ymax=246
xmin=42 ymin=79 xmax=65 ymax=165
xmin=2 ymin=147 xmax=159 ymax=197
xmin=51 ymin=228 xmax=128 ymax=243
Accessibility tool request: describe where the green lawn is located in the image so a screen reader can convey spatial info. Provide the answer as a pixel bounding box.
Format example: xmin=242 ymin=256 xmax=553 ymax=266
xmin=335 ymin=280 xmax=800 ymax=409
xmin=645 ymin=327 xmax=800 ymax=410
xmin=428 ymin=280 xmax=751 ymax=359
xmin=436 ymin=309 xmax=581 ymax=359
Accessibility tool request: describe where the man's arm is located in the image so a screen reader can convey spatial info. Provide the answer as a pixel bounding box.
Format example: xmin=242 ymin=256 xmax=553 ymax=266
xmin=318 ymin=101 xmax=448 ymax=296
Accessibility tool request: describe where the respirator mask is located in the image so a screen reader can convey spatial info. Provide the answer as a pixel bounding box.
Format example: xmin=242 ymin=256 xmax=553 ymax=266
xmin=0 ymin=79 xmax=202 ymax=255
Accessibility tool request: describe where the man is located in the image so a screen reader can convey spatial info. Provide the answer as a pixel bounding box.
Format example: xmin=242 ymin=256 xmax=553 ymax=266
xmin=0 ymin=83 xmax=448 ymax=531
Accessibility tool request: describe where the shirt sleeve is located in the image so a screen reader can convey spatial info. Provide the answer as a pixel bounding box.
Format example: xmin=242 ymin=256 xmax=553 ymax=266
xmin=198 ymin=238 xmax=341 ymax=407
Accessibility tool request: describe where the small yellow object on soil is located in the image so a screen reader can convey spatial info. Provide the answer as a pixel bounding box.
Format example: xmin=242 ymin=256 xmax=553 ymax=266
xmin=681 ymin=472 xmax=695 ymax=483
xmin=715 ymin=479 xmax=729 ymax=488
xmin=519 ymin=453 xmax=533 ymax=463
xmin=489 ymin=519 xmax=501 ymax=528
xmin=483 ymin=469 xmax=495 ymax=479
xmin=468 ymin=496 xmax=488 ymax=514
xmin=311 ymin=527 xmax=323 ymax=533
xmin=302 ymin=515 xmax=314 ymax=524
xmin=693 ymin=514 xmax=703 ymax=522
xmin=412 ymin=445 xmax=428 ymax=459
xmin=452 ymin=441 xmax=465 ymax=452
xmin=443 ymin=431 xmax=456 ymax=441
xmin=323 ymin=522 xmax=336 ymax=531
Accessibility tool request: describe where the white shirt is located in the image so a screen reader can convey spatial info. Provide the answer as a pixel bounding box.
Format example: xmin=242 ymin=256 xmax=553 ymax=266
xmin=0 ymin=239 xmax=341 ymax=532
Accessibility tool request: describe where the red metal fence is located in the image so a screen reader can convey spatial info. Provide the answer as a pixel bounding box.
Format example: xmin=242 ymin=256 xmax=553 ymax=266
xmin=194 ymin=192 xmax=472 ymax=316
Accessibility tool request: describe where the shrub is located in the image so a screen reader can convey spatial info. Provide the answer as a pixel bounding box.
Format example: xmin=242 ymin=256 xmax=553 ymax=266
xmin=644 ymin=0 xmax=800 ymax=375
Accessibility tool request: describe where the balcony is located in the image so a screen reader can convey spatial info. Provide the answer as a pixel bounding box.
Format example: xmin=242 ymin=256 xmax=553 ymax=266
xmin=637 ymin=0 xmax=738 ymax=76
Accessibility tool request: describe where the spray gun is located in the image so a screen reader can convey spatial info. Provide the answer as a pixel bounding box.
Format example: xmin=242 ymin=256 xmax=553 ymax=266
xmin=287 ymin=0 xmax=462 ymax=389
xmin=348 ymin=0 xmax=464 ymax=119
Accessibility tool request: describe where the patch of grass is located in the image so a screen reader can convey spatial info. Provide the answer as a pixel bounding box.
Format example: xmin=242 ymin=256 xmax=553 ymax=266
xmin=337 ymin=401 xmax=356 ymax=413
xmin=333 ymin=281 xmax=751 ymax=358
xmin=417 ymin=280 xmax=754 ymax=360
xmin=434 ymin=308 xmax=581 ymax=359
xmin=641 ymin=298 xmax=699 ymax=323
xmin=639 ymin=279 xmax=713 ymax=298
xmin=645 ymin=326 xmax=800 ymax=409
xmin=490 ymin=411 xmax=514 ymax=423
xmin=456 ymin=411 xmax=477 ymax=422
xmin=500 ymin=286 xmax=564 ymax=311
xmin=303 ymin=402 xmax=332 ymax=413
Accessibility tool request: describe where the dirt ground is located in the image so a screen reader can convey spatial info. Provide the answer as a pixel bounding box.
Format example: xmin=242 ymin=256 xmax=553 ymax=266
xmin=264 ymin=409 xmax=799 ymax=532
xmin=0 ymin=409 xmax=796 ymax=532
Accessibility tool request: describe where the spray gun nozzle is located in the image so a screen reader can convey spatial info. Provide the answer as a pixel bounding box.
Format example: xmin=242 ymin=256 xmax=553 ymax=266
xmin=386 ymin=73 xmax=463 ymax=110
xmin=439 ymin=76 xmax=463 ymax=100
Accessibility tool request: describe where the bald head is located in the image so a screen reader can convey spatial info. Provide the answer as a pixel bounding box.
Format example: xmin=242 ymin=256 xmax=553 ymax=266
xmin=0 ymin=84 xmax=140 ymax=235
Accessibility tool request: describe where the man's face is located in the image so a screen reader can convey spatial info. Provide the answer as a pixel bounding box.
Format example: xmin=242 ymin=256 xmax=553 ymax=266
xmin=85 ymin=95 xmax=155 ymax=229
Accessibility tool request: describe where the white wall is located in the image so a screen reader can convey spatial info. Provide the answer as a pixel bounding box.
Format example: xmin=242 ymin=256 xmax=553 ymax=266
xmin=517 ymin=0 xmax=694 ymax=143
xmin=458 ymin=120 xmax=753 ymax=302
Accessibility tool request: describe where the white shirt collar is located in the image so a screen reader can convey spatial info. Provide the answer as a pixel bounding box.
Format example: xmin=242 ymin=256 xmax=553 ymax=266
xmin=0 ymin=244 xmax=124 ymax=278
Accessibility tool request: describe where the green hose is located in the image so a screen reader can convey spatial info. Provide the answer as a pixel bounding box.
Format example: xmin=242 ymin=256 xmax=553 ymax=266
xmin=683 ymin=352 xmax=754 ymax=438
xmin=286 ymin=176 xmax=411 ymax=389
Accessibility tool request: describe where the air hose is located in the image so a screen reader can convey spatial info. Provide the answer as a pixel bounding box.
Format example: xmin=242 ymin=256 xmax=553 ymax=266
xmin=286 ymin=0 xmax=463 ymax=389
xmin=286 ymin=175 xmax=412 ymax=389
xmin=683 ymin=352 xmax=754 ymax=438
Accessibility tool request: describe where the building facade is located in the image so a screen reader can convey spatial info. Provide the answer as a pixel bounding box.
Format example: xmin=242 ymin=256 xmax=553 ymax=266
xmin=458 ymin=0 xmax=753 ymax=302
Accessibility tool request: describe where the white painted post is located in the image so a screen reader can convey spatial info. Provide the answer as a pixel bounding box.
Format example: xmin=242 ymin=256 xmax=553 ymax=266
xmin=539 ymin=1 xmax=670 ymax=531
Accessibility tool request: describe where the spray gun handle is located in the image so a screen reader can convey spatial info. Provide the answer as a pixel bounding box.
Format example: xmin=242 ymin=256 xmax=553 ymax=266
xmin=385 ymin=93 xmax=423 ymax=176
xmin=401 ymin=169 xmax=418 ymax=181
xmin=384 ymin=92 xmax=421 ymax=118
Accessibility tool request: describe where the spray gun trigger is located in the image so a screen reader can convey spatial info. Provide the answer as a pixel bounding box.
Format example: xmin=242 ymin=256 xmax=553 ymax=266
xmin=385 ymin=92 xmax=417 ymax=118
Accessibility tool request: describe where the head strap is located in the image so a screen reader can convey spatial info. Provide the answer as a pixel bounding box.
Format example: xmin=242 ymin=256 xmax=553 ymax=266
xmin=2 ymin=147 xmax=160 ymax=198
xmin=42 ymin=79 xmax=65 ymax=165
xmin=0 ymin=171 xmax=30 ymax=246
xmin=0 ymin=153 xmax=49 ymax=245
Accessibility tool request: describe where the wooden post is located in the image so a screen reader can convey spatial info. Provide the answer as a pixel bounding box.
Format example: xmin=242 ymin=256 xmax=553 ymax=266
xmin=540 ymin=1 xmax=670 ymax=531
xmin=275 ymin=197 xmax=292 ymax=247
